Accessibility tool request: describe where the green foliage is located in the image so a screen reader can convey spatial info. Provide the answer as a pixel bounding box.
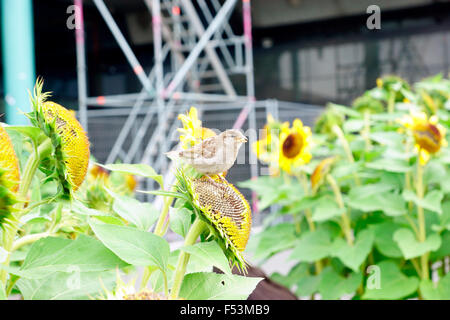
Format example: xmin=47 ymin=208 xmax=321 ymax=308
xmin=245 ymin=74 xmax=450 ymax=300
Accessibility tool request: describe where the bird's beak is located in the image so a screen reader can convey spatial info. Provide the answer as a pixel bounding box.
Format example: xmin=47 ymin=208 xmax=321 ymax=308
xmin=239 ymin=137 xmax=248 ymax=143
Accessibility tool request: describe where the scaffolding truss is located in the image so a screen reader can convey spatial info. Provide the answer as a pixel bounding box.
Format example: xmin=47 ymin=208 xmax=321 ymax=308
xmin=74 ymin=0 xmax=260 ymax=187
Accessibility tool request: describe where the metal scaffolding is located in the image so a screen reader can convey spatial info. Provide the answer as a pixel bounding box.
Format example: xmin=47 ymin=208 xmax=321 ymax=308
xmin=74 ymin=0 xmax=260 ymax=187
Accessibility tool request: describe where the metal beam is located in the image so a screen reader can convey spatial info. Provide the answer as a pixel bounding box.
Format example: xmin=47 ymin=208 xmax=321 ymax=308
xmin=165 ymin=0 xmax=238 ymax=98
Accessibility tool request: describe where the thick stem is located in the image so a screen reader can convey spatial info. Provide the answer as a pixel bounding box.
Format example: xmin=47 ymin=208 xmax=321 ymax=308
xmin=332 ymin=125 xmax=360 ymax=185
xmin=154 ymin=186 xmax=177 ymax=237
xmin=298 ymin=172 xmax=322 ymax=274
xmin=170 ymin=218 xmax=207 ymax=299
xmin=416 ymin=159 xmax=429 ymax=280
xmin=327 ymin=174 xmax=353 ymax=246
xmin=12 ymin=232 xmax=50 ymax=251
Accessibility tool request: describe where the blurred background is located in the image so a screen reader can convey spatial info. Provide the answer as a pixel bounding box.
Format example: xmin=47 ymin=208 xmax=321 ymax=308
xmin=1 ymin=0 xmax=450 ymax=214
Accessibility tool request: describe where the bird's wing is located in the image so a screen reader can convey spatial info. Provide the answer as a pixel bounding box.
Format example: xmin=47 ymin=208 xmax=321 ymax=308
xmin=180 ymin=136 xmax=217 ymax=160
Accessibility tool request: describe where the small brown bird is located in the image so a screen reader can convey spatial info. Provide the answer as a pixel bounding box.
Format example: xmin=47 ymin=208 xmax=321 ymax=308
xmin=166 ymin=129 xmax=247 ymax=177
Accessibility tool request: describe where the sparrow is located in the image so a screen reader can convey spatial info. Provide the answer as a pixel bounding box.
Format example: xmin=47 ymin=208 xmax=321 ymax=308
xmin=166 ymin=129 xmax=247 ymax=178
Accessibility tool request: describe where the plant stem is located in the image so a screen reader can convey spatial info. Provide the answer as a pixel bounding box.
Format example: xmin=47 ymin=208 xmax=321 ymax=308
xmin=297 ymin=172 xmax=322 ymax=274
xmin=170 ymin=218 xmax=207 ymax=299
xmin=12 ymin=232 xmax=50 ymax=251
xmin=416 ymin=159 xmax=429 ymax=280
xmin=362 ymin=111 xmax=371 ymax=152
xmin=0 ymin=138 xmax=52 ymax=290
xmin=387 ymin=90 xmax=396 ymax=116
xmin=327 ymin=174 xmax=353 ymax=246
xmin=332 ymin=125 xmax=360 ymax=185
xmin=154 ymin=185 xmax=177 ymax=237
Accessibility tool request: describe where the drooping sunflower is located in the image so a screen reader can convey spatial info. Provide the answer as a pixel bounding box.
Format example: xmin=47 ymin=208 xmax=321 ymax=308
xmin=177 ymin=107 xmax=216 ymax=149
xmin=278 ymin=119 xmax=312 ymax=174
xmin=0 ymin=124 xmax=21 ymax=227
xmin=175 ymin=169 xmax=252 ymax=272
xmin=398 ymin=110 xmax=447 ymax=165
xmin=28 ymin=79 xmax=90 ymax=198
xmin=310 ymin=157 xmax=335 ymax=193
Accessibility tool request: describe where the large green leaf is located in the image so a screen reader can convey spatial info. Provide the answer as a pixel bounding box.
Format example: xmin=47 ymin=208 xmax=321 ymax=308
xmin=363 ymin=261 xmax=419 ymax=300
xmin=90 ymin=222 xmax=170 ymax=272
xmin=289 ymin=229 xmax=332 ymax=263
xmin=366 ymin=158 xmax=412 ymax=173
xmin=5 ymin=125 xmax=43 ymax=146
xmin=296 ymin=274 xmax=321 ymax=297
xmin=402 ymin=189 xmax=443 ymax=214
xmin=331 ymin=229 xmax=374 ymax=272
xmin=98 ymin=163 xmax=163 ymax=187
xmin=393 ymin=228 xmax=441 ymax=259
xmin=17 ymin=235 xmax=127 ymax=279
xmin=181 ymin=241 xmax=231 ymax=275
xmin=420 ymin=273 xmax=450 ymax=300
xmin=106 ymin=188 xmax=159 ymax=231
xmin=179 ymin=272 xmax=262 ymax=300
xmin=254 ymin=223 xmax=297 ymax=260
xmin=371 ymin=222 xmax=403 ymax=258
xmin=270 ymin=263 xmax=308 ymax=290
xmin=169 ymin=207 xmax=192 ymax=237
xmin=318 ymin=267 xmax=362 ymax=300
xmin=16 ymin=270 xmax=115 ymax=300
xmin=312 ymin=198 xmax=344 ymax=222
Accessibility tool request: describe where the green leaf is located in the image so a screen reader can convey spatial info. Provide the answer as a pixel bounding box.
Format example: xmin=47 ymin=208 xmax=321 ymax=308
xmin=402 ymin=189 xmax=443 ymax=214
xmin=254 ymin=223 xmax=297 ymax=260
xmin=179 ymin=272 xmax=262 ymax=300
xmin=318 ymin=267 xmax=362 ymax=300
xmin=371 ymin=222 xmax=403 ymax=258
xmin=366 ymin=158 xmax=412 ymax=173
xmin=393 ymin=228 xmax=441 ymax=259
xmin=296 ymin=274 xmax=321 ymax=297
xmin=0 ymin=285 xmax=5 ymax=300
xmin=17 ymin=235 xmax=127 ymax=279
xmin=5 ymin=125 xmax=42 ymax=146
xmin=106 ymin=188 xmax=159 ymax=231
xmin=16 ymin=270 xmax=115 ymax=300
xmin=98 ymin=163 xmax=163 ymax=187
xmin=312 ymin=198 xmax=344 ymax=222
xmin=71 ymin=200 xmax=111 ymax=217
xmin=331 ymin=229 xmax=374 ymax=272
xmin=420 ymin=273 xmax=450 ymax=300
xmin=289 ymin=229 xmax=332 ymax=262
xmin=431 ymin=231 xmax=450 ymax=260
xmin=343 ymin=119 xmax=364 ymax=133
xmin=363 ymin=261 xmax=419 ymax=300
xmin=348 ymin=185 xmax=406 ymax=216
xmin=181 ymin=241 xmax=231 ymax=275
xmin=137 ymin=189 xmax=188 ymax=201
xmin=169 ymin=207 xmax=192 ymax=237
xmin=90 ymin=222 xmax=170 ymax=272
xmin=370 ymin=131 xmax=403 ymax=148
xmin=270 ymin=263 xmax=308 ymax=290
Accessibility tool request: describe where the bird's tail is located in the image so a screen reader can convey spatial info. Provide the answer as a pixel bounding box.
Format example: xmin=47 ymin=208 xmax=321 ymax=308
xmin=165 ymin=150 xmax=180 ymax=161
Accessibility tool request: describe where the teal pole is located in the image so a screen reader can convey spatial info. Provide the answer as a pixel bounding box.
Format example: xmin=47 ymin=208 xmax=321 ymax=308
xmin=1 ymin=0 xmax=36 ymax=125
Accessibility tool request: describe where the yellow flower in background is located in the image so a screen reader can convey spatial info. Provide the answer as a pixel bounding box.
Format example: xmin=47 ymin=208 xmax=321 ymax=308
xmin=0 ymin=125 xmax=20 ymax=192
xmin=252 ymin=113 xmax=282 ymax=163
xmin=398 ymin=110 xmax=447 ymax=164
xmin=177 ymin=107 xmax=216 ymax=149
xmin=0 ymin=124 xmax=21 ymax=227
xmin=279 ymin=119 xmax=312 ymax=174
xmin=311 ymin=157 xmax=335 ymax=193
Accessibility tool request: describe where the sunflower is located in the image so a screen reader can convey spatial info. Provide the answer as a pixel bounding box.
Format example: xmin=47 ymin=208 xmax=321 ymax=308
xmin=28 ymin=80 xmax=90 ymax=198
xmin=398 ymin=110 xmax=447 ymax=165
xmin=253 ymin=114 xmax=282 ymax=162
xmin=311 ymin=157 xmax=336 ymax=193
xmin=0 ymin=124 xmax=21 ymax=228
xmin=278 ymin=119 xmax=312 ymax=174
xmin=175 ymin=170 xmax=251 ymax=272
xmin=177 ymin=107 xmax=216 ymax=149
